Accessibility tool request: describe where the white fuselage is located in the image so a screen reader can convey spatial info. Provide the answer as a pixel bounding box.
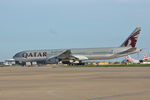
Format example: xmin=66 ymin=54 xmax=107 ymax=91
xmin=13 ymin=47 xmax=141 ymax=62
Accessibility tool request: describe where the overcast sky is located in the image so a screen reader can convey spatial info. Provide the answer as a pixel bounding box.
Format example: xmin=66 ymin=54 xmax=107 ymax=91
xmin=0 ymin=0 xmax=150 ymax=61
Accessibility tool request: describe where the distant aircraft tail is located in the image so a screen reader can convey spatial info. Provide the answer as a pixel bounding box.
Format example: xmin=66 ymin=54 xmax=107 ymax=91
xmin=126 ymin=56 xmax=129 ymax=60
xmin=126 ymin=55 xmax=139 ymax=63
xmin=126 ymin=55 xmax=133 ymax=62
xmin=142 ymin=52 xmax=148 ymax=59
xmin=126 ymin=55 xmax=131 ymax=59
xmin=120 ymin=27 xmax=141 ymax=47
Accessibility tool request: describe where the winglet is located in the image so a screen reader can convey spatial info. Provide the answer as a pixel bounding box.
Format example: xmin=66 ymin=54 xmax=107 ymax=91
xmin=120 ymin=27 xmax=141 ymax=47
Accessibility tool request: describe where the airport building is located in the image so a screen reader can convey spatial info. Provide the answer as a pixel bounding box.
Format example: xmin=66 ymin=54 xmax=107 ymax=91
xmin=4 ymin=59 xmax=16 ymax=66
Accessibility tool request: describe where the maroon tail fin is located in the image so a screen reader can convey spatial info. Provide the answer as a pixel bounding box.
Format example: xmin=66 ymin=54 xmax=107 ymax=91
xmin=120 ymin=27 xmax=141 ymax=47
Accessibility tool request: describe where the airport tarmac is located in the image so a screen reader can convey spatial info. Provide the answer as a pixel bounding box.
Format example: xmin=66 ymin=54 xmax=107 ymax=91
xmin=0 ymin=65 xmax=150 ymax=100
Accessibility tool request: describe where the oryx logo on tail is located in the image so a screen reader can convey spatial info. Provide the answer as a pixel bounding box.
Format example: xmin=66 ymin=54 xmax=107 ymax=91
xmin=121 ymin=27 xmax=141 ymax=47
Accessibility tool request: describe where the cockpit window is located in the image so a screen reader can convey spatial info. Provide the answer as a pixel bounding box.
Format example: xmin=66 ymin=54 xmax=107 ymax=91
xmin=13 ymin=52 xmax=24 ymax=58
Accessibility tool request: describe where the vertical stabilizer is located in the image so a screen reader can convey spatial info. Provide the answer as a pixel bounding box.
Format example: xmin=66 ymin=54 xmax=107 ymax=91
xmin=120 ymin=27 xmax=141 ymax=47
xmin=142 ymin=52 xmax=150 ymax=61
xmin=127 ymin=55 xmax=132 ymax=59
xmin=142 ymin=52 xmax=147 ymax=59
xmin=126 ymin=55 xmax=133 ymax=62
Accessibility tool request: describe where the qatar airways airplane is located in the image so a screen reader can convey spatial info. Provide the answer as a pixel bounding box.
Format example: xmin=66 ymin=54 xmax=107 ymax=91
xmin=13 ymin=27 xmax=141 ymax=65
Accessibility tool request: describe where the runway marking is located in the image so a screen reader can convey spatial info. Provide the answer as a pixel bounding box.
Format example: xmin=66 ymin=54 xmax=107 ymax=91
xmin=88 ymin=90 xmax=150 ymax=100
xmin=47 ymin=90 xmax=57 ymax=96
xmin=47 ymin=90 xmax=68 ymax=100
xmin=47 ymin=90 xmax=77 ymax=100
xmin=0 ymin=90 xmax=2 ymax=96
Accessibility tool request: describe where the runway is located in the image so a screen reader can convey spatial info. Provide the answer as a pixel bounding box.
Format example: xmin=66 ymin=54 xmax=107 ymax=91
xmin=0 ymin=65 xmax=150 ymax=100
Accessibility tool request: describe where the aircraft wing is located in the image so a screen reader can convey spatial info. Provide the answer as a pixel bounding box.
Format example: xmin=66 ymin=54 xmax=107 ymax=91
xmin=46 ymin=49 xmax=88 ymax=63
xmin=58 ymin=50 xmax=88 ymax=60
xmin=46 ymin=50 xmax=74 ymax=63
xmin=58 ymin=49 xmax=73 ymax=59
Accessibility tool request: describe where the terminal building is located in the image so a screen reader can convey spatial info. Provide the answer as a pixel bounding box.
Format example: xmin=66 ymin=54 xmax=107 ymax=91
xmin=4 ymin=59 xmax=16 ymax=66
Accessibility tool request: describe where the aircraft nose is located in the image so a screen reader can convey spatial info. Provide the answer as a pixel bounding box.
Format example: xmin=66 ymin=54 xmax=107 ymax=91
xmin=13 ymin=52 xmax=22 ymax=59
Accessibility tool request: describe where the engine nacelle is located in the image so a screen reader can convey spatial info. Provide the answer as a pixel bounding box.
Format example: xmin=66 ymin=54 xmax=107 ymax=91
xmin=73 ymin=55 xmax=88 ymax=60
xmin=46 ymin=56 xmax=59 ymax=64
